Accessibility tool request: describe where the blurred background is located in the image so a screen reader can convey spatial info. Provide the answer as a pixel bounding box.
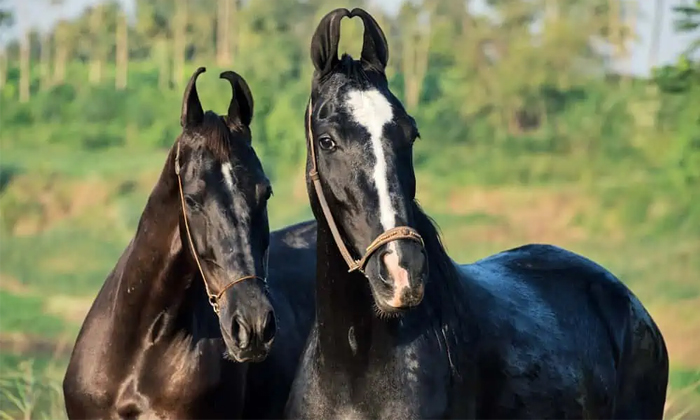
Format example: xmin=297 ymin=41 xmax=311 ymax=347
xmin=0 ymin=0 xmax=698 ymax=418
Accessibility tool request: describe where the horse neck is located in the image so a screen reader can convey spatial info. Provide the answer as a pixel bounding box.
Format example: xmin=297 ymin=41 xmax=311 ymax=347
xmin=313 ymin=216 xmax=397 ymax=361
xmin=312 ymin=202 xmax=465 ymax=363
xmin=113 ymin=148 xmax=195 ymax=322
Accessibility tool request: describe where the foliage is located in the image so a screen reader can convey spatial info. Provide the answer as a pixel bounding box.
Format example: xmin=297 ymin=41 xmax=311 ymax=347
xmin=673 ymin=0 xmax=700 ymax=56
xmin=0 ymin=359 xmax=67 ymax=420
xmin=0 ymin=0 xmax=697 ymax=233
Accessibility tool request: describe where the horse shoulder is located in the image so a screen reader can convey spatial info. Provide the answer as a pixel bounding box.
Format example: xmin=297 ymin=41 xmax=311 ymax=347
xmin=64 ymin=245 xmax=133 ymax=410
xmin=63 ymin=294 xmax=119 ymax=413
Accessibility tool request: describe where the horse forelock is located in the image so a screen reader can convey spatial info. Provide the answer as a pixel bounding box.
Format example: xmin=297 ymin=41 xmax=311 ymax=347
xmin=183 ymin=111 xmax=235 ymax=163
xmin=314 ymin=54 xmax=385 ymax=95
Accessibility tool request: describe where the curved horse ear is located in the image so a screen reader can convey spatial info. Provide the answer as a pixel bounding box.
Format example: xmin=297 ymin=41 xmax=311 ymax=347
xmin=350 ymin=8 xmax=389 ymax=72
xmin=220 ymin=70 xmax=254 ymax=130
xmin=310 ymin=8 xmax=351 ymax=79
xmin=181 ymin=67 xmax=206 ymax=128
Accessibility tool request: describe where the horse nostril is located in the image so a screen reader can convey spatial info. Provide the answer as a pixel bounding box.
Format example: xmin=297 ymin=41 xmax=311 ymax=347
xmin=233 ymin=316 xmax=250 ymax=350
xmin=261 ymin=310 xmax=276 ymax=345
xmin=378 ymin=251 xmax=392 ymax=285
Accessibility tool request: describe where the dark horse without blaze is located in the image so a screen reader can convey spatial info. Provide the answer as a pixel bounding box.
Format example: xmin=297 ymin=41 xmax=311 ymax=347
xmin=285 ymin=8 xmax=669 ymax=419
xmin=63 ymin=68 xmax=301 ymax=419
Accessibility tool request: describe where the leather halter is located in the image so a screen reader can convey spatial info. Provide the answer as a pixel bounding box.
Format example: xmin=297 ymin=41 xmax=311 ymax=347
xmin=306 ymin=98 xmax=425 ymax=274
xmin=174 ymin=141 xmax=263 ymax=315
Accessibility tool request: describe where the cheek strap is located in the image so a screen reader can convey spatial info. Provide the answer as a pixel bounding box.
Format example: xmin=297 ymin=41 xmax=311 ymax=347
xmin=174 ymin=141 xmax=264 ymax=314
xmin=305 ymin=98 xmax=424 ymax=274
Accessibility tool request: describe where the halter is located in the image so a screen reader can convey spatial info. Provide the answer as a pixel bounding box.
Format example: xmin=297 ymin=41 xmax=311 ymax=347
xmin=174 ymin=141 xmax=263 ymax=315
xmin=306 ymin=97 xmax=425 ymax=274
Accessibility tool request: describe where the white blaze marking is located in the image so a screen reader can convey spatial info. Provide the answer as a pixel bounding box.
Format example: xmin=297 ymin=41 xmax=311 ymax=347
xmin=220 ymin=162 xmax=254 ymax=269
xmin=221 ymin=162 xmax=235 ymax=191
xmin=346 ymin=89 xmax=410 ymax=298
xmin=345 ymin=89 xmax=395 ymax=231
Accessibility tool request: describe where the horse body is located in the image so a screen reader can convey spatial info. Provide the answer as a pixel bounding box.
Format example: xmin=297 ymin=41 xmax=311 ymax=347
xmin=459 ymin=243 xmax=668 ymax=418
xmin=285 ymin=8 xmax=668 ymax=419
xmin=63 ymin=149 xmax=249 ymax=419
xmin=287 ymin=220 xmax=668 ymax=419
xmin=64 ymin=68 xmax=279 ymax=419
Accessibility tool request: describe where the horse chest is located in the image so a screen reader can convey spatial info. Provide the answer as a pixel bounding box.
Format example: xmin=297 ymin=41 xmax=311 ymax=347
xmin=79 ymin=338 xmax=244 ymax=419
xmin=137 ymin=339 xmax=221 ymax=398
xmin=289 ymin=339 xmax=452 ymax=420
xmin=129 ymin=339 xmax=245 ymax=415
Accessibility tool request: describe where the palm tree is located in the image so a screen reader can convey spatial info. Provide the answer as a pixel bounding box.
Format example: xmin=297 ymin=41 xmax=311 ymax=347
xmin=172 ymin=0 xmax=186 ymax=88
xmin=216 ymin=0 xmax=232 ymax=66
xmin=0 ymin=0 xmax=13 ymax=91
xmin=399 ymin=1 xmax=432 ymax=111
xmin=53 ymin=19 xmax=71 ymax=84
xmin=17 ymin=1 xmax=30 ymax=102
xmin=89 ymin=5 xmax=104 ymax=84
xmin=115 ymin=8 xmax=128 ymax=90
xmin=649 ymin=0 xmax=665 ymax=69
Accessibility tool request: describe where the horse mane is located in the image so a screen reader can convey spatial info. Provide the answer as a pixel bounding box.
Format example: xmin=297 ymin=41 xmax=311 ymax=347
xmin=411 ymin=199 xmax=467 ymax=374
xmin=412 ymin=200 xmax=461 ymax=298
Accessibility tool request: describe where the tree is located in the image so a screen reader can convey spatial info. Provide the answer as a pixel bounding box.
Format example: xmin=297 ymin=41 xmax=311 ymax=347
xmin=115 ymin=8 xmax=128 ymax=90
xmin=673 ymin=0 xmax=700 ymax=56
xmin=89 ymin=5 xmax=104 ymax=84
xmin=133 ymin=0 xmax=176 ymax=89
xmin=0 ymin=0 xmax=13 ymax=91
xmin=172 ymin=0 xmax=186 ymax=88
xmin=649 ymin=0 xmax=665 ymax=69
xmin=17 ymin=2 xmax=30 ymax=102
xmin=53 ymin=20 xmax=71 ymax=84
xmin=399 ymin=1 xmax=432 ymax=111
xmin=216 ymin=0 xmax=233 ymax=66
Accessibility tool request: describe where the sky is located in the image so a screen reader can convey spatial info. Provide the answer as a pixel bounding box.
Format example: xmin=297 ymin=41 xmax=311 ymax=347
xmin=3 ymin=0 xmax=697 ymax=77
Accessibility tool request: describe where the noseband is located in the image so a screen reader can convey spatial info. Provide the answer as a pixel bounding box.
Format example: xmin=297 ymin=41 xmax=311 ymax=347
xmin=174 ymin=141 xmax=264 ymax=315
xmin=306 ymin=98 xmax=425 ymax=274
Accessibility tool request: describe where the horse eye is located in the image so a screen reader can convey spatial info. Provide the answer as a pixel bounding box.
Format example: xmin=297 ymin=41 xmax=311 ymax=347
xmin=264 ymin=186 xmax=273 ymax=201
xmin=318 ymin=136 xmax=336 ymax=151
xmin=185 ymin=196 xmax=201 ymax=209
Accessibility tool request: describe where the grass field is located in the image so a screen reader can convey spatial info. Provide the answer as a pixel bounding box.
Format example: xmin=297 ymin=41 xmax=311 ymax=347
xmin=1 ymin=144 xmax=699 ymax=419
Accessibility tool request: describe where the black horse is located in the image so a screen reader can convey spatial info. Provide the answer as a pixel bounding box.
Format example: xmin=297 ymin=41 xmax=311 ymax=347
xmin=63 ymin=68 xmax=280 ymax=419
xmin=242 ymin=220 xmax=317 ymax=419
xmin=285 ymin=8 xmax=669 ymax=419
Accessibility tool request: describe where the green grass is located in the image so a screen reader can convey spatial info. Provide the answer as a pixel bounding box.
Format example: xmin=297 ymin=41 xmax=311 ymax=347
xmin=0 ymin=291 xmax=71 ymax=338
xmin=0 ymin=356 xmax=67 ymax=420
xmin=667 ymin=368 xmax=700 ymax=419
xmin=670 ymin=369 xmax=700 ymax=394
xmin=0 ymin=354 xmax=696 ymax=419
xmin=0 ymin=146 xmax=168 ymax=180
xmin=0 ymin=226 xmax=130 ymax=295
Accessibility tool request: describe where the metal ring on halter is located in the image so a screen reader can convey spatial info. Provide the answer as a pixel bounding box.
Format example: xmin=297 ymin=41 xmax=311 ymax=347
xmin=174 ymin=141 xmax=264 ymax=315
xmin=305 ymin=98 xmax=425 ymax=275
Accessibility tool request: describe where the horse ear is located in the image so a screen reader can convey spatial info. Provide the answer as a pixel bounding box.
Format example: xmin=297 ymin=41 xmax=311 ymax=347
xmin=181 ymin=67 xmax=206 ymax=128
xmin=220 ymin=71 xmax=254 ymax=130
xmin=350 ymin=8 xmax=389 ymax=72
xmin=310 ymin=8 xmax=351 ymax=79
